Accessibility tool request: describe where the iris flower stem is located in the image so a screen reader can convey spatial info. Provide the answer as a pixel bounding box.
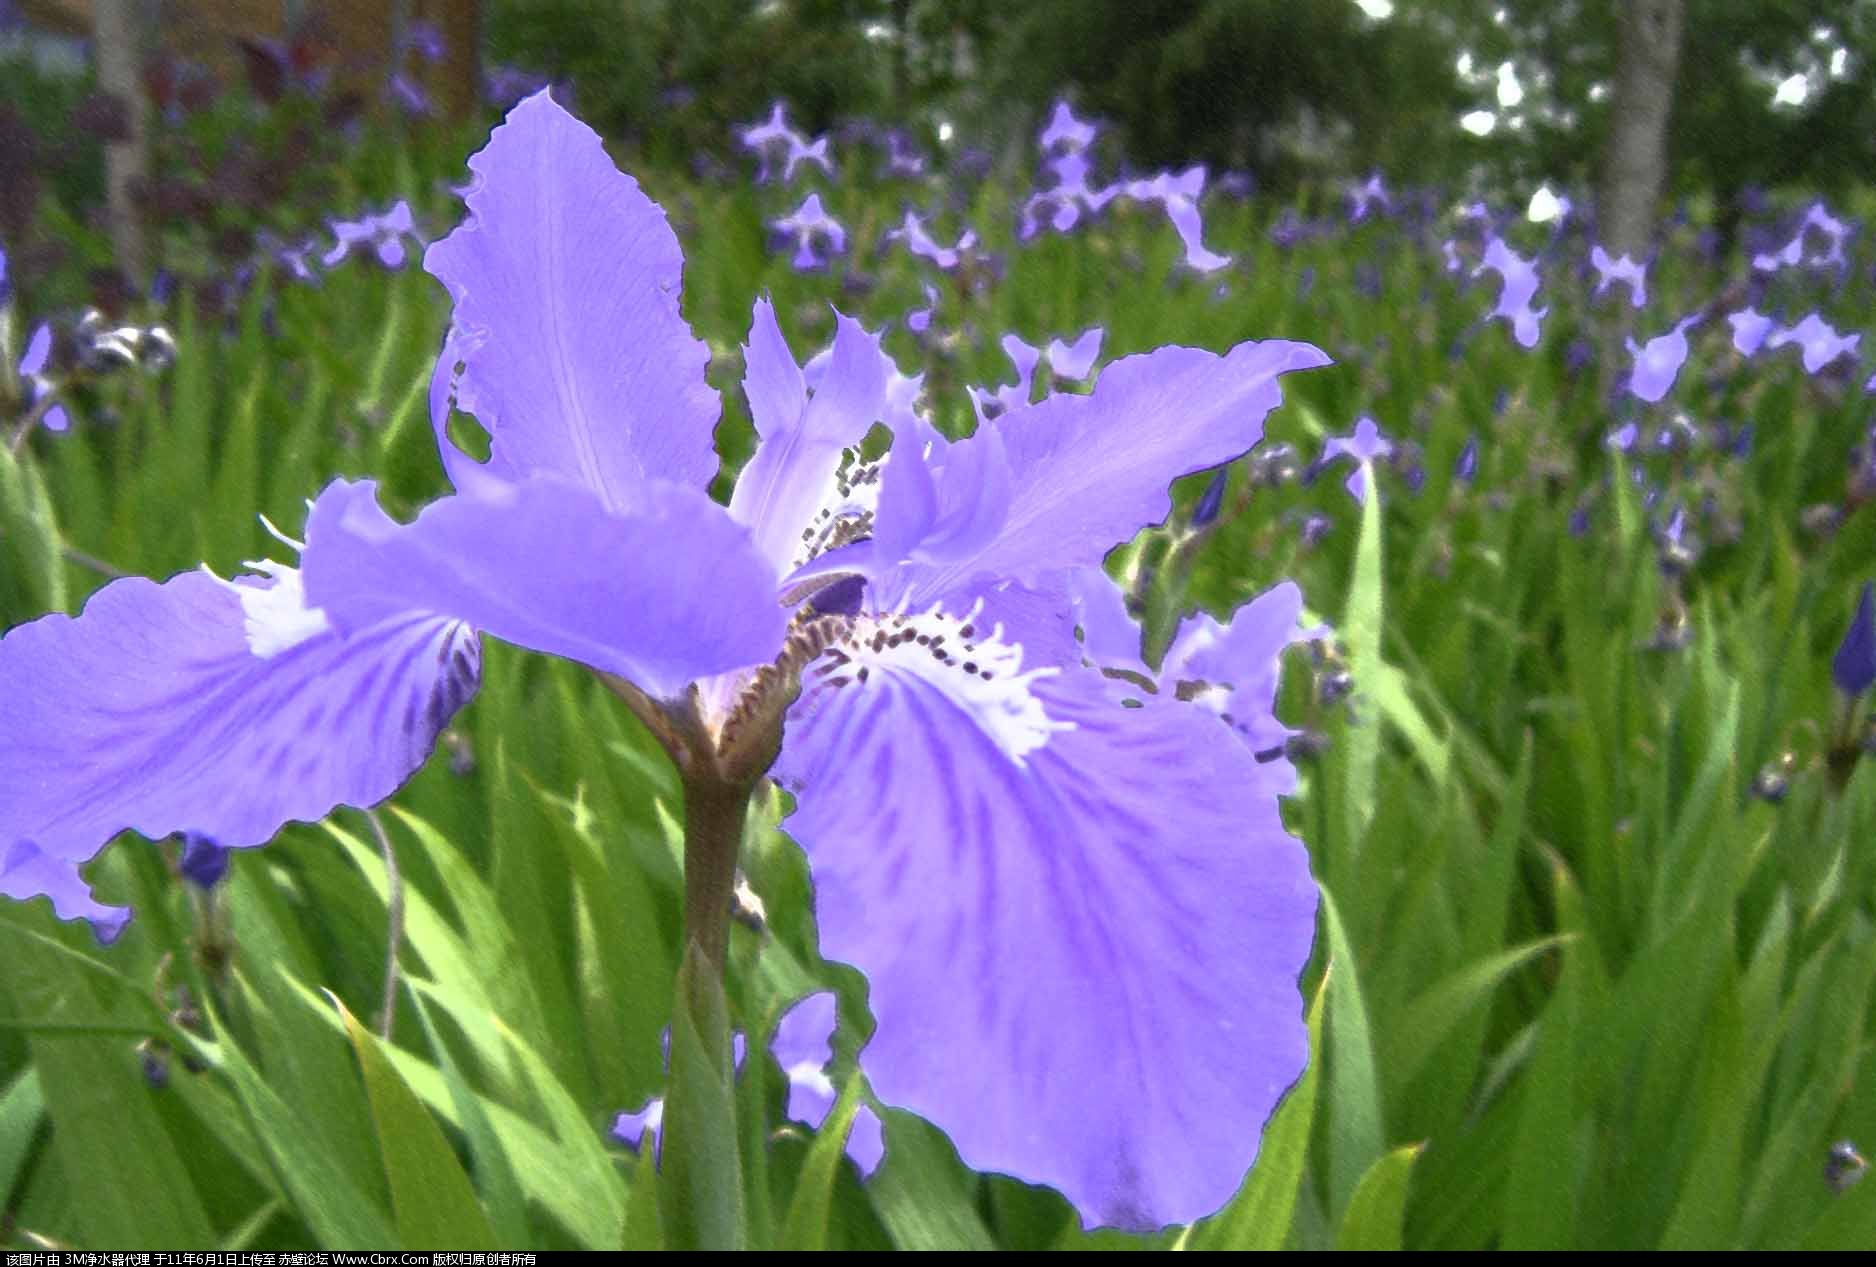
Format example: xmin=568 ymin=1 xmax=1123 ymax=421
xmin=6 ymin=391 xmax=62 ymax=455
xmin=679 ymin=770 xmax=752 ymax=975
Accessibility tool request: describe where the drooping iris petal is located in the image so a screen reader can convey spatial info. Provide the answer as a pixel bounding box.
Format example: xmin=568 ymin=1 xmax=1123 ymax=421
xmin=729 ymin=303 xmax=886 ymax=575
xmin=0 ymin=566 xmax=479 ymax=919
xmin=424 ymin=91 xmax=719 ymax=507
xmin=875 ymin=339 xmax=1328 ymax=606
xmin=301 ymin=476 xmax=787 ymax=700
xmin=1 ymin=840 xmax=130 ymax=941
xmin=776 ymin=630 xmax=1316 ymax=1229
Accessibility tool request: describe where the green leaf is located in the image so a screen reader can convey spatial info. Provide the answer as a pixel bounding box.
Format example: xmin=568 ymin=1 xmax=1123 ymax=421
xmin=335 ymin=994 xmax=499 ymax=1251
xmin=779 ymin=1074 xmax=865 ymax=1250
xmin=659 ymin=944 xmax=745 ymax=1250
xmin=868 ymin=1113 xmax=997 ymax=1250
xmin=1333 ymin=1144 xmax=1422 ymax=1251
xmin=1340 ymin=475 xmax=1386 ymax=856
xmin=1184 ymin=970 xmax=1328 ymax=1250
xmin=1320 ymin=887 xmax=1384 ymax=1224
xmin=1387 ymin=935 xmax=1571 ymax=1094
xmin=0 ymin=1067 xmax=45 ymax=1210
xmin=197 ymin=981 xmax=398 ymax=1249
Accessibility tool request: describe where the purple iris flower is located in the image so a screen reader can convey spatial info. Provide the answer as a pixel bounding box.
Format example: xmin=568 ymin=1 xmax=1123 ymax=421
xmin=1038 ymin=100 xmax=1098 ymax=153
xmin=1753 ymin=200 xmax=1853 ymax=273
xmin=736 ymin=103 xmax=832 ymax=184
xmin=1833 ymin=582 xmax=1876 ymax=698
xmin=1318 ymin=415 xmax=1394 ymax=504
xmin=1625 ymin=316 xmax=1700 ymax=404
xmin=1110 ymin=167 xmax=1230 ymax=273
xmin=881 ymin=129 xmax=927 ymax=178
xmin=885 ymin=209 xmax=976 ymax=271
xmin=970 ymin=327 xmax=1105 ymax=420
xmin=0 ymin=93 xmax=1325 ymax=1231
xmin=1346 ymin=172 xmax=1391 ymax=224
xmin=322 ymin=201 xmax=421 ymax=270
xmin=1767 ymin=313 xmax=1861 ymax=374
xmin=770 ymin=193 xmax=847 ymax=271
xmin=1729 ymin=307 xmax=1775 ymax=356
xmin=1475 ymin=237 xmax=1546 ymax=348
xmin=1590 ymin=244 xmax=1647 ymax=309
xmin=1046 ymin=327 xmax=1104 ymax=381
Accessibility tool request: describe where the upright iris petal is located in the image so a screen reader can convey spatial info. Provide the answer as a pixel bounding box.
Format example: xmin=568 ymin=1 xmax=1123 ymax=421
xmin=425 ymin=91 xmax=720 ymax=504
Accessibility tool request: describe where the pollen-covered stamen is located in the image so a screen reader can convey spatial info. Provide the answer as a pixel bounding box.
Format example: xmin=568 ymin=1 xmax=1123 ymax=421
xmin=791 ymin=446 xmax=887 ymax=570
xmin=807 ymin=601 xmax=1075 ymax=765
xmin=714 ymin=611 xmax=853 ymax=773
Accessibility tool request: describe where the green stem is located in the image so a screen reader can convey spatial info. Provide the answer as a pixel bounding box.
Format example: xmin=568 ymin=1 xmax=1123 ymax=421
xmin=679 ymin=769 xmax=754 ymax=974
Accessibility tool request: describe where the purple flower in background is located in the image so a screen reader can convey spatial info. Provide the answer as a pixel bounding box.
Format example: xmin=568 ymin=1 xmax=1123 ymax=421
xmin=1590 ymin=244 xmax=1647 ymax=309
xmin=1346 ymin=172 xmax=1391 ymax=224
xmin=16 ymin=323 xmax=71 ymax=433
xmin=322 ymin=201 xmax=421 ymax=270
xmin=1112 ymin=167 xmax=1229 ymax=273
xmin=885 ymin=209 xmax=976 ymax=271
xmin=1191 ymin=467 xmax=1228 ymax=528
xmin=1476 ymin=237 xmax=1546 ymax=348
xmin=1625 ymin=316 xmax=1700 ymax=404
xmin=969 ymin=333 xmax=1042 ymax=419
xmin=736 ymin=102 xmax=832 ymax=184
xmin=1046 ymin=327 xmax=1104 ymax=381
xmin=1318 ymin=415 xmax=1394 ymax=504
xmin=906 ymin=281 xmax=938 ymax=334
xmin=178 ymin=831 xmax=232 ymax=890
xmin=1832 ymin=582 xmax=1876 ymax=697
xmin=1454 ymin=434 xmax=1479 ymax=484
xmin=1038 ymin=100 xmax=1097 ymax=153
xmin=1729 ymin=307 xmax=1775 ymax=356
xmin=770 ymin=194 xmax=847 ymax=271
xmin=1767 ymin=313 xmax=1861 ymax=374
xmin=1753 ymin=200 xmax=1853 ymax=273
xmin=0 ymin=93 xmax=1326 ymax=1231
xmin=880 ymin=129 xmax=927 ymax=178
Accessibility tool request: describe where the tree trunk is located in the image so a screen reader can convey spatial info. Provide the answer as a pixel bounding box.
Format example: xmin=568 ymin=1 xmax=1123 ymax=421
xmin=1597 ymin=0 xmax=1684 ymax=256
xmin=92 ymin=0 xmax=149 ymax=283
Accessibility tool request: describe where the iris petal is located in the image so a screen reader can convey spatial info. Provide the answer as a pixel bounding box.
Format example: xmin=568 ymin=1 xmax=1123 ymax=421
xmin=0 ymin=568 xmax=478 ymax=926
xmin=302 ymin=476 xmax=788 ymax=701
xmin=874 ymin=339 xmax=1327 ymax=607
xmin=776 ymin=609 xmax=1316 ymax=1229
xmin=425 ymin=91 xmax=719 ymax=507
xmin=728 ymin=303 xmax=886 ymax=575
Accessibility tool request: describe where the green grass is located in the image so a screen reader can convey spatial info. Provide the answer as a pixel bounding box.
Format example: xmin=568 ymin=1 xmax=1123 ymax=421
xmin=3 ymin=136 xmax=1876 ymax=1249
